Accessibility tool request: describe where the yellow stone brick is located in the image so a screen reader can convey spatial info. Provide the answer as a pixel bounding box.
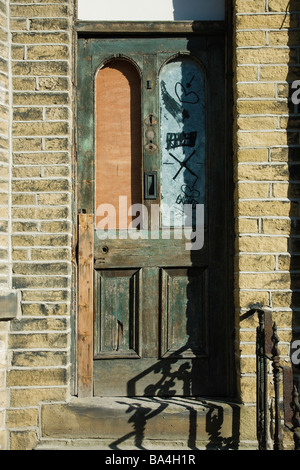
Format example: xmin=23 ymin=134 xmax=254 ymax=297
xmin=240 ymin=376 xmax=256 ymax=403
xmin=237 ymin=116 xmax=278 ymax=131
xmin=236 ymin=30 xmax=266 ymax=47
xmin=268 ymin=30 xmax=289 ymax=46
xmin=236 ymin=182 xmax=270 ymax=199
xmin=262 ymin=218 xmax=291 ymax=235
xmin=10 ymin=4 xmax=69 ymax=18
xmin=240 ymin=357 xmax=256 ymax=374
xmin=272 ymin=291 xmax=292 ymax=307
xmin=12 ymin=32 xmax=69 ymax=45
xmin=272 ymin=310 xmax=293 ymax=327
xmin=239 ymin=406 xmax=257 ymax=442
xmin=12 ymin=221 xmax=39 ymax=233
xmin=21 ymin=290 xmax=70 ymax=304
xmin=10 ymin=388 xmax=67 ymax=407
xmin=239 ymin=342 xmax=256 ymax=356
xmin=12 ymin=249 xmax=28 ymax=261
xmin=240 ymin=311 xmax=262 ymax=329
xmin=13 ymin=107 xmax=43 ymax=122
xmin=237 ymin=235 xmax=288 ymax=253
xmin=0 ymin=207 xmax=8 ymax=220
xmin=268 ymin=0 xmax=291 ymax=12
xmin=13 ymin=137 xmax=43 ymax=152
xmin=236 ymin=47 xmax=293 ymax=65
xmin=28 ymin=18 xmax=70 ymax=32
xmin=236 ymin=148 xmax=268 ymax=162
xmin=236 ymin=14 xmax=295 ymax=30
xmin=236 ymin=200 xmax=294 ymax=217
xmin=238 ymin=272 xmax=291 ymax=289
xmin=236 ymin=66 xmax=258 ymax=82
xmin=240 ymin=330 xmax=256 ymax=343
xmin=11 ymin=46 xmax=24 ymax=60
xmin=0 ymin=429 xmax=7 ymax=450
xmin=237 ymin=100 xmax=289 ymax=115
xmin=259 ymin=65 xmax=289 ymax=81
xmin=13 ymin=152 xmax=69 ymax=165
xmin=45 ymin=107 xmax=69 ymax=121
xmin=13 ymin=92 xmax=69 ymax=107
xmin=12 ymin=121 xmax=69 ymax=136
xmin=0 ymin=181 xmax=8 ymax=192
xmin=43 ymin=165 xmax=70 ymax=178
xmin=236 ymin=254 xmax=276 ymax=271
xmin=0 ymin=192 xmax=8 ymax=205
xmin=10 ymin=18 xmax=28 ymax=31
xmin=277 ymin=254 xmax=291 ymax=270
xmin=12 ymin=166 xmax=41 ymax=178
xmin=38 ymin=193 xmax=70 ymax=206
xmin=237 ymin=131 xmax=288 ymax=147
xmin=44 ymin=137 xmax=70 ymax=151
xmin=235 ymin=218 xmax=259 ymax=234
xmin=0 ymin=234 xmax=8 ymax=247
xmin=277 ymin=83 xmax=289 ymax=99
xmin=12 ymin=60 xmax=69 ymax=77
xmin=6 ymin=408 xmax=38 ymax=428
xmin=27 ymin=44 xmax=69 ymax=60
xmin=235 ymin=0 xmax=266 ymax=13
xmin=9 ymin=431 xmax=38 ymax=451
xmin=11 ymin=194 xmax=35 ymax=206
xmin=7 ymin=369 xmax=67 ymax=387
xmin=237 ymin=82 xmax=275 ymax=98
xmin=30 ymin=248 xmax=71 ymax=261
xmin=236 ymin=163 xmax=289 ymax=181
xmin=0 ymin=165 xmax=9 ymax=179
xmin=272 ymin=183 xmax=289 ymax=198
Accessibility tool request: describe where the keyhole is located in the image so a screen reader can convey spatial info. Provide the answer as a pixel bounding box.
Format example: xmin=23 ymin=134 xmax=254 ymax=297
xmin=102 ymin=246 xmax=109 ymax=254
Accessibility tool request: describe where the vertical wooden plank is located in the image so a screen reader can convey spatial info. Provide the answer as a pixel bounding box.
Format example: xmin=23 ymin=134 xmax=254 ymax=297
xmin=141 ymin=267 xmax=159 ymax=357
xmin=77 ymin=41 xmax=94 ymax=214
xmin=143 ymin=54 xmax=159 ymax=231
xmin=78 ymin=213 xmax=94 ymax=397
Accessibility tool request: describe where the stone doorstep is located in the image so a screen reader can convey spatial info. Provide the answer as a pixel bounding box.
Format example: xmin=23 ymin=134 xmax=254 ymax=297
xmin=39 ymin=397 xmax=257 ymax=450
xmin=35 ymin=438 xmax=258 ymax=451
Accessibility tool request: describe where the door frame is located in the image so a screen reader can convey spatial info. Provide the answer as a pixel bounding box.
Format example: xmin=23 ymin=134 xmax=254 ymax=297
xmin=73 ymin=17 xmax=235 ymax=399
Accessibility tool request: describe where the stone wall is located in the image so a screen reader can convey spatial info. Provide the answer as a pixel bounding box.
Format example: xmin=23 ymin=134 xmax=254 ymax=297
xmin=0 ymin=0 xmax=10 ymax=451
xmin=6 ymin=0 xmax=74 ymax=450
xmin=233 ymin=0 xmax=300 ymax=410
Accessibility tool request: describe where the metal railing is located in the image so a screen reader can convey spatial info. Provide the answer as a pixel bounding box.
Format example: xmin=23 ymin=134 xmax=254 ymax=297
xmin=255 ymin=308 xmax=300 ymax=450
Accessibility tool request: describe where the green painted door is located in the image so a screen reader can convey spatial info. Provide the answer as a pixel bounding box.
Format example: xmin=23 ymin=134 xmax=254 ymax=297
xmin=77 ymin=35 xmax=232 ymax=397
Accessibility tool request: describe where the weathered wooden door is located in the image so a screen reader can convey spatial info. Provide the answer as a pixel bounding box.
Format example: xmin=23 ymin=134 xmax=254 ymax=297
xmin=77 ymin=34 xmax=232 ymax=397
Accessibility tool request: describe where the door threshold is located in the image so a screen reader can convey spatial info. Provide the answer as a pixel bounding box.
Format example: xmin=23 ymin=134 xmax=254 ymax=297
xmin=40 ymin=396 xmax=253 ymax=450
xmin=70 ymin=395 xmax=239 ymax=407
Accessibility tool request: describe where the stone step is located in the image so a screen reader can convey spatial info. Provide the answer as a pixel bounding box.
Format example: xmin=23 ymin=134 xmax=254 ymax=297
xmin=36 ymin=438 xmax=258 ymax=451
xmin=38 ymin=397 xmax=258 ymax=450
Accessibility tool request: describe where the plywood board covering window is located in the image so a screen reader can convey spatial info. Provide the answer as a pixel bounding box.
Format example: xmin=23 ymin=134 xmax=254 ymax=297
xmin=95 ymin=59 xmax=142 ymax=229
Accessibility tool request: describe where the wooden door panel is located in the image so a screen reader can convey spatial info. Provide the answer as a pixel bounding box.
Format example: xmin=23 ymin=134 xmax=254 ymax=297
xmin=94 ymin=269 xmax=140 ymax=359
xmin=161 ymin=267 xmax=208 ymax=358
xmin=93 ymin=266 xmax=211 ymax=397
xmin=94 ymin=234 xmax=207 ymax=269
xmin=93 ymin=358 xmax=210 ymax=397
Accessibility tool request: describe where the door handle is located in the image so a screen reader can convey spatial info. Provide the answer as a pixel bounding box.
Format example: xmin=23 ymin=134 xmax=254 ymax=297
xmin=144 ymin=171 xmax=157 ymax=200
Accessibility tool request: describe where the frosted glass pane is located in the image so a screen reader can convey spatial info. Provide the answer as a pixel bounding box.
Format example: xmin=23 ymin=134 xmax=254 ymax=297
xmin=78 ymin=0 xmax=225 ymax=21
xmin=160 ymin=57 xmax=205 ymax=228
